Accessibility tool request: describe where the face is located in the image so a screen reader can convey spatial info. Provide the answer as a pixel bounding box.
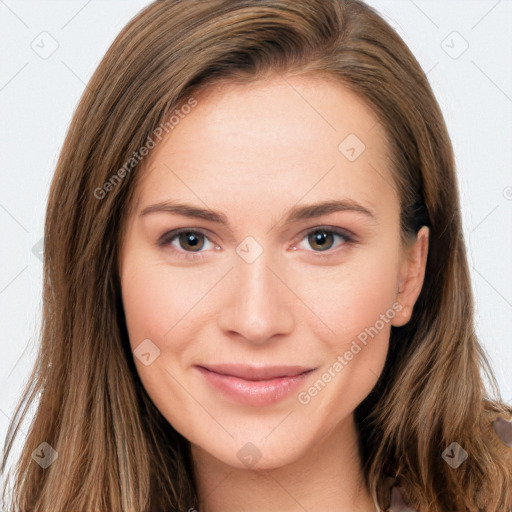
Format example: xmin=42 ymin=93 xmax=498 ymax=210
xmin=119 ymin=74 xmax=428 ymax=470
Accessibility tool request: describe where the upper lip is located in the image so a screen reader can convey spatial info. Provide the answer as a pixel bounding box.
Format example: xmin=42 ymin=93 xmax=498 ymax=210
xmin=197 ymin=364 xmax=315 ymax=381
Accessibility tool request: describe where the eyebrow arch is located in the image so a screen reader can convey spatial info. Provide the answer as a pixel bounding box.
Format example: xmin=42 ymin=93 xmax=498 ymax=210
xmin=138 ymin=198 xmax=377 ymax=229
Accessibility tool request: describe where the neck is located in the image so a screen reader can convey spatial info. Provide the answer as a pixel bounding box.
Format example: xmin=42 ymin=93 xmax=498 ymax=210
xmin=191 ymin=414 xmax=377 ymax=512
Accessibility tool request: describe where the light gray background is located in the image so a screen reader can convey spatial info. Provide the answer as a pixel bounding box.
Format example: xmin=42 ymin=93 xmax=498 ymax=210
xmin=1 ymin=0 xmax=511 ymax=474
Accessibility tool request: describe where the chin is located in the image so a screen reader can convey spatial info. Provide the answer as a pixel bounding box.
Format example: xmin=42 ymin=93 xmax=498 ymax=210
xmin=194 ymin=431 xmax=314 ymax=472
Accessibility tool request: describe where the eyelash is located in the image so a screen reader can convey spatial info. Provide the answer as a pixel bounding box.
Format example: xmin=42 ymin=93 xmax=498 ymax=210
xmin=158 ymin=227 xmax=355 ymax=262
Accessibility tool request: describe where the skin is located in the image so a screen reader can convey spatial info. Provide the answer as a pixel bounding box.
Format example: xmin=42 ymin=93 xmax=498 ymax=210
xmin=119 ymin=74 xmax=429 ymax=512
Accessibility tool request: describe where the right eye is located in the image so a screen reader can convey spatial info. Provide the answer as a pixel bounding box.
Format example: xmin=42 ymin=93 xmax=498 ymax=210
xmin=158 ymin=229 xmax=219 ymax=261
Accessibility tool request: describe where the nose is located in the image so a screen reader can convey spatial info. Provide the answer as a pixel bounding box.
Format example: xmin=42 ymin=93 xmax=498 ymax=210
xmin=217 ymin=251 xmax=295 ymax=345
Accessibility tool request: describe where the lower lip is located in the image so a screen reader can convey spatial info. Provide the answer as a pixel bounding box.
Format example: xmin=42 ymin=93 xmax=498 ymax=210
xmin=196 ymin=366 xmax=314 ymax=406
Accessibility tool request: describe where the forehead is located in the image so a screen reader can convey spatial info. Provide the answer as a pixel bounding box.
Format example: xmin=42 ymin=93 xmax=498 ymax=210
xmin=132 ymin=74 xmax=398 ymax=224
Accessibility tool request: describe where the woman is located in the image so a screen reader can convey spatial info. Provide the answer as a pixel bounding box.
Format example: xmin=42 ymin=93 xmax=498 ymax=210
xmin=2 ymin=0 xmax=511 ymax=511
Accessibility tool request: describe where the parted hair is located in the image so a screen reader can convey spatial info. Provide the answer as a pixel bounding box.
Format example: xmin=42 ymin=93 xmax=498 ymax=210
xmin=2 ymin=1 xmax=511 ymax=511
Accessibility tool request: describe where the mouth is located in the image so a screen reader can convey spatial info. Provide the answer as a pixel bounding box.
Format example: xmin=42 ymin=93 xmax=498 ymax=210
xmin=195 ymin=364 xmax=316 ymax=406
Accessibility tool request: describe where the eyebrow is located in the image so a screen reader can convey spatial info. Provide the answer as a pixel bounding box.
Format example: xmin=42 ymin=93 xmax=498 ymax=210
xmin=138 ymin=198 xmax=377 ymax=229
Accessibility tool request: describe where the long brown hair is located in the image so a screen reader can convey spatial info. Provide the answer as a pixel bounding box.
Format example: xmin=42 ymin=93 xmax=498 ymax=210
xmin=2 ymin=1 xmax=511 ymax=510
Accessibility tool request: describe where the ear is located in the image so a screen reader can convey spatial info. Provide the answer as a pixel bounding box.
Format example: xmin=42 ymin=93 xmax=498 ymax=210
xmin=391 ymin=225 xmax=429 ymax=327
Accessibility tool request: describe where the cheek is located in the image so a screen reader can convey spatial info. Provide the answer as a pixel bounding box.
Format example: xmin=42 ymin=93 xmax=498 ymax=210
xmin=294 ymin=244 xmax=401 ymax=406
xmin=292 ymin=253 xmax=399 ymax=416
xmin=121 ymin=266 xmax=175 ymax=347
xmin=119 ymin=253 xmax=209 ymax=430
xmin=121 ymin=250 xmax=197 ymax=343
xmin=296 ymin=246 xmax=400 ymax=342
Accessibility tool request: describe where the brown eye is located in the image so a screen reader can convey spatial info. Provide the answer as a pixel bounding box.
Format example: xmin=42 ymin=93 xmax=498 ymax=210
xmin=177 ymin=231 xmax=205 ymax=252
xmin=293 ymin=227 xmax=354 ymax=258
xmin=307 ymin=230 xmax=335 ymax=251
xmin=158 ymin=228 xmax=218 ymax=262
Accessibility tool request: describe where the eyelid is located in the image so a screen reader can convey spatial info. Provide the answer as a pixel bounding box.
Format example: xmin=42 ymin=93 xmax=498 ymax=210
xmin=157 ymin=228 xmax=218 ymax=262
xmin=157 ymin=227 xmax=214 ymax=246
xmin=290 ymin=225 xmax=355 ymax=259
xmin=292 ymin=225 xmax=355 ymax=245
xmin=158 ymin=225 xmax=356 ymax=261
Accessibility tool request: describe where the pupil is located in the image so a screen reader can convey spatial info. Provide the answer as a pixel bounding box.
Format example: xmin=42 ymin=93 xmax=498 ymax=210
xmin=309 ymin=230 xmax=333 ymax=251
xmin=181 ymin=232 xmax=204 ymax=251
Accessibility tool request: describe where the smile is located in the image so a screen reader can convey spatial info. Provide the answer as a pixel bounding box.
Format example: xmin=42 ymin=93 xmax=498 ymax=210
xmin=195 ymin=364 xmax=316 ymax=406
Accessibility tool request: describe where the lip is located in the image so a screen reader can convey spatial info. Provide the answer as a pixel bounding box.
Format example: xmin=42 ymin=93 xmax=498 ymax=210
xmin=195 ymin=364 xmax=316 ymax=406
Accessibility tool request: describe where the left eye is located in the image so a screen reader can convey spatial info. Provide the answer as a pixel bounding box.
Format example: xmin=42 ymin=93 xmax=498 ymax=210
xmin=295 ymin=228 xmax=353 ymax=252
